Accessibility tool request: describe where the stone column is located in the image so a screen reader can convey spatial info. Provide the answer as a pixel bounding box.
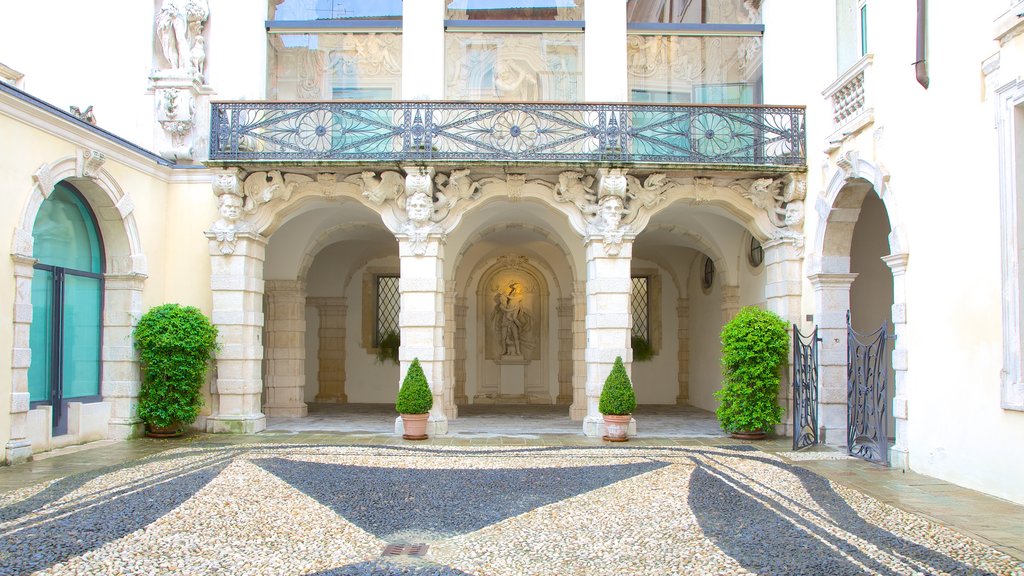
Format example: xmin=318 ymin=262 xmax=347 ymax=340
xmin=582 ymin=238 xmax=635 ymax=437
xmin=442 ymin=280 xmax=458 ymax=419
xmin=808 ymin=273 xmax=858 ymax=446
xmin=310 ymin=297 xmax=347 ymax=404
xmin=676 ymin=297 xmax=690 ymax=405
xmin=206 ymin=233 xmax=267 ymax=434
xmin=882 ymin=253 xmax=910 ymax=469
xmin=6 ymin=255 xmax=36 ymax=464
xmin=556 ymin=297 xmax=574 ymax=405
xmin=454 ymin=296 xmax=469 ymax=406
xmin=263 ymin=280 xmax=308 ymax=417
xmin=103 ymin=272 xmax=147 ymax=439
xmin=395 ymin=233 xmax=448 ymax=436
xmin=570 ymin=281 xmax=587 ymax=421
xmin=764 ymin=237 xmax=805 ymax=436
xmin=720 ymin=284 xmax=740 ymax=323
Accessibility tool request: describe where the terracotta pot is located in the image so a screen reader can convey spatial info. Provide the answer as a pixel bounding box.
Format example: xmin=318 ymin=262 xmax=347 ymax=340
xmin=145 ymin=423 xmax=184 ymax=438
xmin=730 ymin=430 xmax=766 ymax=440
xmin=400 ymin=413 xmax=429 ymax=440
xmin=602 ymin=414 xmax=631 ymax=442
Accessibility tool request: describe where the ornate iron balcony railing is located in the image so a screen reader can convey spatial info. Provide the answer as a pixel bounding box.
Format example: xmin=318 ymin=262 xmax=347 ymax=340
xmin=209 ymin=101 xmax=805 ymax=168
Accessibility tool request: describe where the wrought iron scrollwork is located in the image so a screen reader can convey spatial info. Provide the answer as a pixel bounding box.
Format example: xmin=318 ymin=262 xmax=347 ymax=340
xmin=792 ymin=325 xmax=820 ymax=451
xmin=208 ymin=101 xmax=806 ymax=167
xmin=847 ymin=311 xmax=890 ymax=466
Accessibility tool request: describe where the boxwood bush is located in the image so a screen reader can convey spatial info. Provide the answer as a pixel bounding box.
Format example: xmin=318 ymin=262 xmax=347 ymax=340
xmin=714 ymin=306 xmax=789 ymax=433
xmin=133 ymin=303 xmax=218 ymax=430
xmin=396 ymin=358 xmax=433 ymax=414
xmin=599 ymin=356 xmax=637 ymax=416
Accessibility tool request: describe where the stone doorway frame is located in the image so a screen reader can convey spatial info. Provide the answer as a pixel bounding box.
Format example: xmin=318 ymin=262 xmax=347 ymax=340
xmin=810 ymin=152 xmax=910 ymax=468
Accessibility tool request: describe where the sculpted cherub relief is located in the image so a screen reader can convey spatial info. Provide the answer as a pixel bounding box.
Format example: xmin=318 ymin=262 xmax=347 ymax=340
xmin=434 ymin=168 xmax=481 ymax=210
xmin=555 ymin=171 xmax=597 ymax=212
xmin=739 ymin=176 xmax=806 ymax=229
xmin=357 ymin=170 xmax=405 ymax=205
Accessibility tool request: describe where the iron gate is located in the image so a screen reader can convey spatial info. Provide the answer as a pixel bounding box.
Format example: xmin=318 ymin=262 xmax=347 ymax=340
xmin=792 ymin=325 xmax=820 ymax=450
xmin=847 ymin=312 xmax=890 ymax=465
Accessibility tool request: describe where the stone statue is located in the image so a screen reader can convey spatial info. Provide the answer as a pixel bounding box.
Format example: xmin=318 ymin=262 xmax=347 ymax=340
xmin=405 ymin=190 xmax=433 ymax=225
xmin=155 ymin=0 xmax=209 ymax=75
xmin=492 ymin=282 xmax=532 ymax=358
xmin=494 ymin=60 xmax=536 ymax=101
xmin=555 ymin=171 xmax=596 ymax=212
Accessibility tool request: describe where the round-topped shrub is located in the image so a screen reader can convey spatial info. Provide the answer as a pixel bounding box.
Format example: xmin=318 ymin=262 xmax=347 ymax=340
xmin=715 ymin=306 xmax=789 ymax=434
xmin=133 ymin=303 xmax=218 ymax=432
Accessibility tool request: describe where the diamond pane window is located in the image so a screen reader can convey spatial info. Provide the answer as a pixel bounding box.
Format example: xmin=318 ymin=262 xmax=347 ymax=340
xmin=631 ymin=276 xmax=650 ymax=341
xmin=375 ymin=275 xmax=400 ymax=346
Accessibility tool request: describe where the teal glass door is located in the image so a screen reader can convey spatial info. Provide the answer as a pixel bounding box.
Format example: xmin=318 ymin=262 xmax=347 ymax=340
xmin=27 ymin=183 xmax=104 ymax=435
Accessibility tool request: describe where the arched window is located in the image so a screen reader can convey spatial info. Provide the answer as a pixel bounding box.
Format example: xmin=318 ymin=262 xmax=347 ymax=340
xmin=28 ymin=182 xmax=104 ymax=435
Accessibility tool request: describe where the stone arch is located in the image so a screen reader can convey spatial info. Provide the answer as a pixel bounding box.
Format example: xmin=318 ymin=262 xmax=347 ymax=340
xmin=639 ymin=223 xmax=734 ymax=287
xmin=6 ymin=151 xmax=146 ymax=464
xmin=811 ymin=151 xmax=910 ymax=468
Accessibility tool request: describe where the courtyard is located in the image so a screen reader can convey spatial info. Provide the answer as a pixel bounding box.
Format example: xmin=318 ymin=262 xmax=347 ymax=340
xmin=0 ymin=431 xmax=1021 ymax=576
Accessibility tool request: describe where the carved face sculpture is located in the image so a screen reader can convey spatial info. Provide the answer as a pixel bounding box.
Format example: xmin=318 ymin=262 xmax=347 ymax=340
xmin=600 ymin=196 xmax=624 ymax=230
xmin=218 ymin=193 xmax=243 ymax=222
xmin=406 ymin=191 xmax=433 ymax=224
xmin=784 ymin=200 xmax=804 ymax=228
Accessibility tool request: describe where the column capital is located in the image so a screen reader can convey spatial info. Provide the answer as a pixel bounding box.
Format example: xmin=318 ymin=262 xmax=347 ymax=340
xmin=881 ymin=252 xmax=909 ymax=275
xmin=808 ymin=272 xmax=859 ymax=289
xmin=307 ymin=296 xmax=347 ymax=311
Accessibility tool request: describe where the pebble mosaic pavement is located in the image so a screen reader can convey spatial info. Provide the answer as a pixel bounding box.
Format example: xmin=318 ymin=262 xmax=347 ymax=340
xmin=0 ymin=443 xmax=1021 ymax=576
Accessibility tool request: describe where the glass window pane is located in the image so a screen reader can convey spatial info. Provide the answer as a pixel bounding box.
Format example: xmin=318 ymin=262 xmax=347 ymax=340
xmin=376 ymin=275 xmax=400 ymax=346
xmin=627 ymin=34 xmax=761 ymax=104
xmin=446 ymin=0 xmax=584 ymax=21
xmin=28 ymin=268 xmax=53 ymax=403
xmin=627 ymin=0 xmax=759 ymax=24
xmin=446 ymin=32 xmax=582 ymax=101
xmin=32 ymin=182 xmax=102 ymax=273
xmin=631 ymin=276 xmax=650 ymax=340
xmin=271 ymin=0 xmax=402 ymax=20
xmin=62 ymin=274 xmax=102 ymax=399
xmin=268 ymin=33 xmax=402 ymax=100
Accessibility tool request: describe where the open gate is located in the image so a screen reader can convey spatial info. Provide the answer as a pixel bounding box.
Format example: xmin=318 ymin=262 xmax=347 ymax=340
xmin=792 ymin=325 xmax=820 ymax=451
xmin=847 ymin=312 xmax=890 ymax=465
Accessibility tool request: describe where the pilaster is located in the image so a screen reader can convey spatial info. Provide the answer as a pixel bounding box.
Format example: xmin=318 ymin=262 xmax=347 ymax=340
xmin=676 ymin=298 xmax=690 ymax=405
xmin=808 ymin=273 xmax=858 ymax=447
xmin=263 ymin=280 xmax=308 ymax=417
xmin=570 ymin=281 xmax=587 ymax=421
xmin=443 ymin=280 xmax=458 ymax=419
xmin=882 ymin=252 xmax=910 ymax=469
xmin=582 ymin=238 xmax=636 ymax=437
xmin=556 ymin=297 xmax=574 ymax=405
xmin=764 ymin=237 xmax=805 ymax=436
xmin=6 ymin=255 xmax=36 ymax=464
xmin=205 ymin=232 xmax=267 ymax=434
xmin=454 ymin=296 xmax=469 ymax=406
xmin=394 ymin=234 xmax=448 ymax=436
xmin=310 ymin=297 xmax=347 ymax=404
xmin=103 ymin=272 xmax=147 ymax=440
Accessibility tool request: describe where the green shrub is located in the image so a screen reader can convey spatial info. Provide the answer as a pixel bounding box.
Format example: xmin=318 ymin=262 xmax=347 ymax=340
xmin=631 ymin=335 xmax=654 ymax=362
xmin=133 ymin=303 xmax=218 ymax=430
xmin=396 ymin=358 xmax=433 ymax=414
xmin=714 ymin=306 xmax=789 ymax=433
xmin=598 ymin=356 xmax=637 ymax=415
xmin=376 ymin=330 xmax=400 ymax=365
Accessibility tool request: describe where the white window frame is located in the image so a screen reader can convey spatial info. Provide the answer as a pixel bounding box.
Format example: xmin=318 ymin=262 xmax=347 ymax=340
xmin=996 ymin=73 xmax=1024 ymax=411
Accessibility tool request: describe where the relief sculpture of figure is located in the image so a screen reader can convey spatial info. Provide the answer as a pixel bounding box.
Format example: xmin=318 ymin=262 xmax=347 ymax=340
xmin=492 ymin=282 xmax=532 ymax=358
xmin=155 ymin=0 xmax=209 ymax=74
xmin=494 ymin=60 xmax=536 ymax=101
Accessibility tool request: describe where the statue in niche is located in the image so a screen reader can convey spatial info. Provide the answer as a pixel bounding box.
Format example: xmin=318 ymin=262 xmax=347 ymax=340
xmin=492 ymin=281 xmax=533 ymax=359
xmin=494 ymin=60 xmax=536 ymax=101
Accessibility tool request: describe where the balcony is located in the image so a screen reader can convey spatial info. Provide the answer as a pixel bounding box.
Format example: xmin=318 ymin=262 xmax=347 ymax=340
xmin=208 ymin=100 xmax=805 ymax=170
xmin=822 ymin=54 xmax=874 ymax=149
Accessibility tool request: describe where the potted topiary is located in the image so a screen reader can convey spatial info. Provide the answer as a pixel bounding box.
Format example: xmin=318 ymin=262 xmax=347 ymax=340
xmin=133 ymin=303 xmax=218 ymax=437
xmin=714 ymin=306 xmax=789 ymax=440
xmin=396 ymin=357 xmax=433 ymax=440
xmin=599 ymin=356 xmax=637 ymax=442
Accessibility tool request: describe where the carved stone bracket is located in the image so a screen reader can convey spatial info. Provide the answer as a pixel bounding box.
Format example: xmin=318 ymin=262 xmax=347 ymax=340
xmin=76 ymin=149 xmax=106 ymax=179
xmin=735 ymin=173 xmax=806 ymax=231
xmin=208 ymin=169 xmax=254 ymax=255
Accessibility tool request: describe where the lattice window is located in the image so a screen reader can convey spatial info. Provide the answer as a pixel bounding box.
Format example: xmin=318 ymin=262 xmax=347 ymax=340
xmin=375 ymin=275 xmax=400 ymax=347
xmin=631 ymin=276 xmax=650 ymax=341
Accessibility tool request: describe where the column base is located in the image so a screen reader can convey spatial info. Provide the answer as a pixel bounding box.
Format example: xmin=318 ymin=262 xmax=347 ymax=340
xmin=675 ymin=396 xmax=689 ymax=406
xmin=583 ymin=415 xmax=637 ymax=438
xmin=206 ymin=415 xmax=266 ymax=434
xmin=889 ymin=445 xmax=909 ymax=470
xmin=4 ymin=439 xmax=33 ymax=465
xmin=108 ymin=418 xmax=145 ymax=440
xmin=454 ymin=394 xmax=469 ymax=405
xmin=314 ymin=394 xmax=347 ymax=404
xmin=264 ymin=404 xmax=308 ymax=418
xmin=394 ymin=414 xmax=449 ymax=437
